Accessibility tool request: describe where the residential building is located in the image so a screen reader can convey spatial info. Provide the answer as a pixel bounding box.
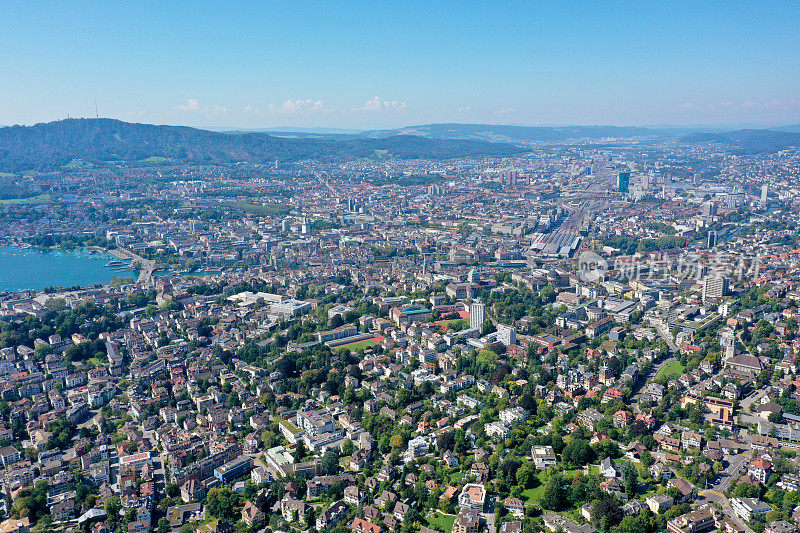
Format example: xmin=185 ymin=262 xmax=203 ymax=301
xmin=349 ymin=517 xmax=380 ymax=533
xmin=469 ymin=302 xmax=485 ymax=330
xmin=666 ymin=506 xmax=717 ymax=533
xmin=646 ymin=494 xmax=674 ymax=514
xmin=730 ymin=497 xmax=772 ymax=522
xmin=458 ymin=483 xmax=486 ymax=511
xmin=702 ymin=275 xmax=728 ymax=302
xmin=532 ymin=445 xmax=558 ymax=469
xmin=452 ymin=508 xmax=482 ymax=533
xmin=748 ymin=458 xmax=772 ymax=484
xmin=241 ymin=502 xmax=264 ymax=527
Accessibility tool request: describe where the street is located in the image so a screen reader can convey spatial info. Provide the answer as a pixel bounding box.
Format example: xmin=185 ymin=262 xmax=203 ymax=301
xmin=627 ymin=355 xmax=676 ymax=414
xmin=694 ymin=451 xmax=754 ymax=533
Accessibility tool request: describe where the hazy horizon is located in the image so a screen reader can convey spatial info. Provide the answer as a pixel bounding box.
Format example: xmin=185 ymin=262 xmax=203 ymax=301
xmin=2 ymin=118 xmax=800 ymax=134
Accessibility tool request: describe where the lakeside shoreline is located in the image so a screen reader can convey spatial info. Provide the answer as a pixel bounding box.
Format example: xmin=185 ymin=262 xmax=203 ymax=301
xmin=0 ymin=244 xmax=137 ymax=293
xmin=0 ymin=240 xmax=234 ymax=289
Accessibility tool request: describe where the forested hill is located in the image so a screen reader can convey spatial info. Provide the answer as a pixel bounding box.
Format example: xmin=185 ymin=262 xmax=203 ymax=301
xmin=0 ymin=118 xmax=526 ymax=172
xmin=681 ymin=129 xmax=800 ymax=153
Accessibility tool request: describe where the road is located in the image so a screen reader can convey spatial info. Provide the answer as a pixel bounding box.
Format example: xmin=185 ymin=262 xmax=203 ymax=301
xmin=143 ymin=429 xmax=167 ymax=500
xmin=693 ymin=451 xmax=753 ymax=533
xmin=650 ymin=318 xmax=677 ymax=352
xmin=111 ymin=247 xmax=156 ymax=285
xmin=714 ymin=452 xmax=750 ymax=494
xmin=77 ymin=408 xmax=102 ymax=430
xmin=696 ymin=490 xmax=753 ymax=533
xmin=739 ymin=389 xmax=764 ymax=412
xmin=627 ymin=354 xmax=677 ymax=413
xmin=482 ymin=494 xmax=497 ymax=533
xmin=317 ymin=174 xmax=338 ymax=198
xmin=737 ymin=388 xmax=767 ymax=427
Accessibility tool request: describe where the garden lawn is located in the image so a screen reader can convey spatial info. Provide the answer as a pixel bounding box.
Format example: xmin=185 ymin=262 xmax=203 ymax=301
xmin=435 ymin=318 xmax=469 ymax=329
xmin=0 ymin=194 xmax=52 ymax=204
xmin=655 ymin=359 xmax=685 ymax=381
xmin=448 ymin=471 xmax=464 ymax=483
xmin=522 ymin=485 xmax=545 ymax=503
xmin=335 ymin=339 xmax=378 ymax=351
xmin=427 ymin=512 xmax=456 ymax=532
xmin=562 ymin=466 xmax=599 ymax=478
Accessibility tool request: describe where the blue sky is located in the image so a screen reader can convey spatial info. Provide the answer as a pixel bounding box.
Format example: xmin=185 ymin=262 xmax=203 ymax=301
xmin=2 ymin=1 xmax=799 ymax=129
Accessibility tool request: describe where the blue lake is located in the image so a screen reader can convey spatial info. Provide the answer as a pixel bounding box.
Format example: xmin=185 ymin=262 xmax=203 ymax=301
xmin=0 ymin=246 xmax=136 ymax=292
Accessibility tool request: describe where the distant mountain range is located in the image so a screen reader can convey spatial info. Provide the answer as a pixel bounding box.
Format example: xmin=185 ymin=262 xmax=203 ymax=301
xmin=1 ymin=118 xmax=799 ymax=172
xmin=0 ymin=119 xmax=525 ymax=172
xmin=680 ymin=129 xmax=800 ymax=153
xmin=363 ymin=123 xmax=663 ymax=142
xmin=769 ymin=124 xmax=800 ymax=133
xmin=366 ymin=123 xmax=800 ymax=154
xmin=216 ymin=126 xmax=362 ymax=134
xmin=363 ymin=124 xmax=800 ymax=154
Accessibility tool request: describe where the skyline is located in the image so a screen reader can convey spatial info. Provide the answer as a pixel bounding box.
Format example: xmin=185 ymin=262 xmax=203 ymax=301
xmin=2 ymin=1 xmax=800 ymax=129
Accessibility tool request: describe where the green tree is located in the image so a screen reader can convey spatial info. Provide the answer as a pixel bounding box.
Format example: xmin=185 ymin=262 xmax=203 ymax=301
xmin=341 ymin=438 xmax=354 ymax=456
xmin=329 ymin=314 xmax=344 ymax=329
xmin=540 ymin=473 xmax=567 ymax=511
xmin=45 ymin=298 xmax=67 ymax=311
xmin=166 ymin=483 xmax=179 ymax=498
xmin=227 ymin=390 xmax=240 ymax=407
xmin=620 ymin=462 xmax=638 ymax=496
xmin=321 ymin=450 xmax=339 ymax=475
xmin=617 ymin=514 xmax=649 ymax=533
xmin=110 ymin=276 xmax=133 ymax=287
xmin=293 ymin=441 xmax=307 ymax=462
xmin=12 ymin=481 xmax=49 ymax=521
xmin=31 ymin=514 xmax=54 ymax=533
xmin=104 ymin=496 xmax=121 ymax=530
xmin=732 ymin=482 xmax=761 ymax=498
xmin=640 ymin=450 xmax=653 ymax=466
xmin=206 ymin=487 xmax=239 ymax=521
xmin=516 ymin=462 xmax=536 ymax=489
xmin=591 ymin=496 xmax=623 ymax=529
xmin=562 ymin=439 xmax=594 ymax=466
xmin=34 ymin=343 xmax=52 ymax=359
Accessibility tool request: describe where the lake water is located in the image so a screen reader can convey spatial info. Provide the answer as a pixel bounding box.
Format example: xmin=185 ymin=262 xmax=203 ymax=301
xmin=0 ymin=246 xmax=136 ymax=292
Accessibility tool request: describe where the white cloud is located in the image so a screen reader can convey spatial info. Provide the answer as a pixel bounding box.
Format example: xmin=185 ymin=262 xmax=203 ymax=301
xmin=353 ymin=96 xmax=407 ymax=112
xmin=244 ymin=100 xmax=327 ymax=116
xmin=176 ymin=99 xmax=227 ymax=115
xmin=457 ymin=106 xmax=471 ymax=113
xmin=179 ymin=98 xmax=200 ymax=111
xmin=279 ymin=99 xmax=325 ymax=114
xmin=497 ymin=107 xmax=516 ymax=115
